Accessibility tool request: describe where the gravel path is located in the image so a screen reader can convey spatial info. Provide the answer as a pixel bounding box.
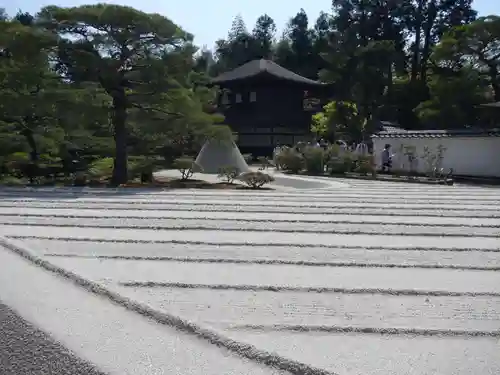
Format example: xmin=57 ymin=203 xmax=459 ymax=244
xmin=113 ymin=287 xmax=500 ymax=332
xmin=0 ymin=302 xmax=106 ymax=375
xmin=2 ymin=207 xmax=499 ymax=225
xmin=18 ymin=240 xmax=500 ymax=269
xmin=219 ymin=331 xmax=500 ymax=375
xmin=1 ymin=177 xmax=499 ymax=374
xmin=0 ymin=244 xmax=286 ymax=375
xmin=2 ymin=216 xmax=500 ymax=236
xmin=47 ymin=258 xmax=500 ymax=294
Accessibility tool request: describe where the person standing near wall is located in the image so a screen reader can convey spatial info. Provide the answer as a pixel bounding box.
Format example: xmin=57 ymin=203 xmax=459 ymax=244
xmin=381 ymin=144 xmax=393 ymax=173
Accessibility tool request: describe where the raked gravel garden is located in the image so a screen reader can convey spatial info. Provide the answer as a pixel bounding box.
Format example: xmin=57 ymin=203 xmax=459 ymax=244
xmin=0 ymin=174 xmax=499 ymax=375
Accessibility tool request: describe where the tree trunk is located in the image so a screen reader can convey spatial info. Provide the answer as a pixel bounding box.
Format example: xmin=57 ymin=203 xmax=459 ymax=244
xmin=420 ymin=0 xmax=437 ymax=82
xmin=486 ymin=65 xmax=500 ymax=102
xmin=411 ymin=0 xmax=424 ymax=82
xmin=111 ymin=95 xmax=128 ymax=185
xmin=20 ymin=128 xmax=38 ymax=184
xmin=21 ymin=129 xmax=38 ymax=163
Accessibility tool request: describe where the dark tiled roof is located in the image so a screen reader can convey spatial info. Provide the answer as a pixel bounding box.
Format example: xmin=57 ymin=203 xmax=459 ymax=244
xmin=211 ymin=59 xmax=324 ymax=86
xmin=479 ymin=102 xmax=500 ymax=108
xmin=380 ymin=125 xmax=407 ymax=133
xmin=373 ymin=121 xmax=406 ymax=133
xmin=372 ymin=128 xmax=500 ymax=138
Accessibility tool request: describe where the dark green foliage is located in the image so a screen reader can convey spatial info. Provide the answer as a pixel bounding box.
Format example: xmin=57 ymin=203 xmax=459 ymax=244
xmin=327 ymin=153 xmax=354 ymax=175
xmin=208 ymin=1 xmax=486 ymax=131
xmin=237 ymin=171 xmax=274 ymax=189
xmin=0 ymin=2 xmax=495 ymax=188
xmin=354 ymin=155 xmax=375 ymax=176
xmin=0 ymin=5 xmax=230 ymax=186
xmin=275 ymin=148 xmax=304 ymax=173
xmin=302 ymin=146 xmax=325 ymax=175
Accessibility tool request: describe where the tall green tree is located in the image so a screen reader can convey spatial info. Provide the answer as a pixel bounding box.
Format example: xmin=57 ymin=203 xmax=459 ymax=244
xmin=252 ymin=14 xmax=276 ymax=59
xmin=0 ymin=14 xmax=65 ymax=162
xmin=415 ymin=67 xmax=487 ymax=128
xmin=38 ymin=4 xmax=203 ymax=184
xmin=407 ymin=0 xmax=476 ymax=83
xmin=214 ymin=15 xmax=257 ymax=72
xmin=312 ymin=101 xmax=367 ymax=142
xmin=288 ymin=9 xmax=314 ymax=78
xmin=433 ymin=15 xmax=500 ymax=100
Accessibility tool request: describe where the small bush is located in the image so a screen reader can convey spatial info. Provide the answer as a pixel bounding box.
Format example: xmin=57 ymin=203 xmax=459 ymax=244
xmin=5 ymin=153 xmax=36 ymax=181
xmin=237 ymin=171 xmax=275 ymax=189
xmin=328 ymin=158 xmax=347 ymax=174
xmin=257 ymin=156 xmax=272 ymax=170
xmin=0 ymin=176 xmax=25 ymax=186
xmin=128 ymin=158 xmax=156 ymax=182
xmin=275 ymin=148 xmax=303 ymax=173
xmin=242 ymin=154 xmax=253 ymax=164
xmin=73 ymin=171 xmax=87 ymax=186
xmin=173 ymin=157 xmax=203 ymax=180
xmin=325 ymin=144 xmax=341 ymax=161
xmin=303 ymin=146 xmax=325 ymax=174
xmin=88 ymin=157 xmax=114 ymax=179
xmin=354 ymin=155 xmax=375 ymax=175
xmin=328 ymin=153 xmax=354 ymax=175
xmin=218 ymin=166 xmax=239 ymax=183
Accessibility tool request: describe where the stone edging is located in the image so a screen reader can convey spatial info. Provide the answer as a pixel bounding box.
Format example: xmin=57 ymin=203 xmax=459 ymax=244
xmin=0 ymin=236 xmax=335 ymax=375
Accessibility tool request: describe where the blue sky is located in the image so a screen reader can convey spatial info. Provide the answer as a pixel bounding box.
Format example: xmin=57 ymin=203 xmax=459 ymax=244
xmin=4 ymin=0 xmax=500 ymax=48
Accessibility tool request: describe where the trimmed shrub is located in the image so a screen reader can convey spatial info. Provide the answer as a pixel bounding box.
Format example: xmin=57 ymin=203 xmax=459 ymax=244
xmin=242 ymin=153 xmax=254 ymax=164
xmin=173 ymin=157 xmax=203 ymax=180
xmin=325 ymin=144 xmax=341 ymax=161
xmin=217 ymin=166 xmax=239 ymax=183
xmin=237 ymin=171 xmax=274 ymax=189
xmin=275 ymin=148 xmax=303 ymax=173
xmin=0 ymin=176 xmax=24 ymax=186
xmin=328 ymin=152 xmax=354 ymax=175
xmin=73 ymin=171 xmax=87 ymax=186
xmin=88 ymin=157 xmax=114 ymax=179
xmin=128 ymin=157 xmax=156 ymax=182
xmin=354 ymin=155 xmax=375 ymax=176
xmin=303 ymin=146 xmax=325 ymax=174
xmin=257 ymin=156 xmax=272 ymax=170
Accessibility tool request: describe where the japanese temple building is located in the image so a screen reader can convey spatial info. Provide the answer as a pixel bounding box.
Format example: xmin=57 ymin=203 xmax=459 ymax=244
xmin=210 ymin=59 xmax=332 ymax=155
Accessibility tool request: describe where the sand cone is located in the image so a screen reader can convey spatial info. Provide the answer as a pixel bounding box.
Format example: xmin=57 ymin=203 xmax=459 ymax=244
xmin=195 ymin=139 xmax=250 ymax=174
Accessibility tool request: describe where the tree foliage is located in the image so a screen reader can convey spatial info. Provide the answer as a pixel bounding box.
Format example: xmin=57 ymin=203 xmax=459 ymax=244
xmin=0 ymin=1 xmax=497 ymax=186
xmin=0 ymin=5 xmax=230 ymax=185
xmin=206 ymin=1 xmax=492 ymax=131
xmin=312 ymin=101 xmax=366 ymax=142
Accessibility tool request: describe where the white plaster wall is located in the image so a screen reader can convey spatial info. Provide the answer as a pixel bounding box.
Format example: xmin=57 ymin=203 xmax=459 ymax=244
xmin=372 ymin=136 xmax=500 ymax=177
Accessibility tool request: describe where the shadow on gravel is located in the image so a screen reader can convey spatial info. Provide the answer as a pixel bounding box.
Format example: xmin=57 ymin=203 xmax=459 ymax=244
xmin=0 ymin=302 xmax=106 ymax=375
xmin=0 ymin=176 xmax=335 ymax=200
xmin=271 ymin=176 xmax=332 ymax=190
xmin=0 ymin=187 xmax=166 ymax=201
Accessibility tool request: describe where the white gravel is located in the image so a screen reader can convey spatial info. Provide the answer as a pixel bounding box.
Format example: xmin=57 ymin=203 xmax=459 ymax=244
xmin=1 ymin=207 xmax=499 ymax=226
xmin=2 ymin=216 xmax=500 ymax=236
xmin=5 ymin=196 xmax=500 ymax=209
xmin=0 ymin=246 xmax=285 ymax=375
xmin=219 ymin=331 xmax=500 ymax=375
xmin=112 ymin=286 xmax=500 ymax=332
xmin=2 ymin=177 xmax=500 ymax=374
xmin=47 ymin=258 xmax=500 ymax=294
xmin=19 ymin=240 xmax=500 ymax=269
xmin=2 ymin=200 xmax=498 ymax=217
xmin=4 ymin=226 xmax=499 ymax=249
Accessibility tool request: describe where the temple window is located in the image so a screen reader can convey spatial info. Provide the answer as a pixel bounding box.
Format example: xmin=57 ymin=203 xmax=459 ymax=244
xmin=221 ymin=91 xmax=230 ymax=105
xmin=235 ymin=93 xmax=243 ymax=103
xmin=249 ymin=91 xmax=257 ymax=102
